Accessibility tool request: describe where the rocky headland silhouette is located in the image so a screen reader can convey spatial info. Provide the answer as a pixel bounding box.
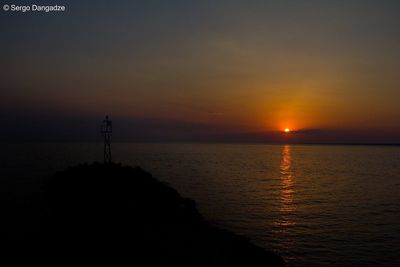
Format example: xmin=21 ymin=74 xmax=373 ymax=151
xmin=2 ymin=162 xmax=285 ymax=266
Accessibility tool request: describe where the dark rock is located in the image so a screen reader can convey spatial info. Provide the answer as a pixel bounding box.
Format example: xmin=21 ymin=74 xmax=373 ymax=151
xmin=2 ymin=162 xmax=285 ymax=266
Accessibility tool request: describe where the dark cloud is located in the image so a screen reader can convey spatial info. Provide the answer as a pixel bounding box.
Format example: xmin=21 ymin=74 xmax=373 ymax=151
xmin=2 ymin=110 xmax=398 ymax=144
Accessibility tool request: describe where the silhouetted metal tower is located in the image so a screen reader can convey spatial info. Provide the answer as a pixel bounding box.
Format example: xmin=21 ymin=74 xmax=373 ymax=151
xmin=101 ymin=115 xmax=112 ymax=163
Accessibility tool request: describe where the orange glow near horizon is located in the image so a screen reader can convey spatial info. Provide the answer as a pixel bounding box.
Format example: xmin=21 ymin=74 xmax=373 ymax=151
xmin=284 ymin=128 xmax=290 ymax=133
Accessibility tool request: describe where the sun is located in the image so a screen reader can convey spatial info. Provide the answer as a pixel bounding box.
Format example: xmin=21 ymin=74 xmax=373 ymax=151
xmin=284 ymin=128 xmax=290 ymax=133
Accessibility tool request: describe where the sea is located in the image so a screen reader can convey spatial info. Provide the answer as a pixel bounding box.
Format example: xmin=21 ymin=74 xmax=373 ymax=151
xmin=1 ymin=143 xmax=400 ymax=266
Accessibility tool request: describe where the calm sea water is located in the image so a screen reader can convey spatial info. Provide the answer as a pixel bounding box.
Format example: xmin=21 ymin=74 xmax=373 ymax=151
xmin=2 ymin=143 xmax=400 ymax=266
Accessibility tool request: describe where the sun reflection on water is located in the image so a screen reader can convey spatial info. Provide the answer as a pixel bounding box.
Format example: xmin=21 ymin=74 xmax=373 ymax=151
xmin=279 ymin=145 xmax=296 ymax=213
xmin=274 ymin=144 xmax=296 ymax=231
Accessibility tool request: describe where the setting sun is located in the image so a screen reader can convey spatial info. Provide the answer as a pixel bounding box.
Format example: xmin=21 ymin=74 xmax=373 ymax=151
xmin=284 ymin=128 xmax=290 ymax=133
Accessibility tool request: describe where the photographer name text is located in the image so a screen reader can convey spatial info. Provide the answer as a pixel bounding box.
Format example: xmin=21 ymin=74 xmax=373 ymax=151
xmin=3 ymin=4 xmax=66 ymax=13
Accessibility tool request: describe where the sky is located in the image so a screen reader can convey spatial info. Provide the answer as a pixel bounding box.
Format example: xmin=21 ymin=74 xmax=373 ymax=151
xmin=1 ymin=0 xmax=400 ymax=143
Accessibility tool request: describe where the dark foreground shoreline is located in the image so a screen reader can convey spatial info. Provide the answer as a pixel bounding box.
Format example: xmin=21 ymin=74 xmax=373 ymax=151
xmin=2 ymin=162 xmax=284 ymax=266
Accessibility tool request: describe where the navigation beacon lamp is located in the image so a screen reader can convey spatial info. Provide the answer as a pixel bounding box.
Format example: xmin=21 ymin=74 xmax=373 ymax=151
xmin=101 ymin=115 xmax=112 ymax=163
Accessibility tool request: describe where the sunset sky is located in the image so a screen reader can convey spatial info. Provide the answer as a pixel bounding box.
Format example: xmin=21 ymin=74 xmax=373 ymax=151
xmin=1 ymin=1 xmax=400 ymax=143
